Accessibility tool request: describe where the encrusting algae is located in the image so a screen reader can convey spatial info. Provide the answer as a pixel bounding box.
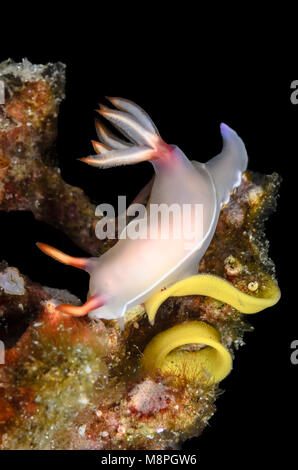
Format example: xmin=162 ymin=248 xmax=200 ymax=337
xmin=0 ymin=60 xmax=280 ymax=450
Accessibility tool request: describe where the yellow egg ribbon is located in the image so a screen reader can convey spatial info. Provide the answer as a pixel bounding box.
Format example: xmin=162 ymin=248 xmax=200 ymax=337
xmin=141 ymin=321 xmax=232 ymax=384
xmin=142 ymin=274 xmax=280 ymax=383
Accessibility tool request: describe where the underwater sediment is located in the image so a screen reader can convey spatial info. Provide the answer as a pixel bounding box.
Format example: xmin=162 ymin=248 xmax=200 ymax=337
xmin=0 ymin=60 xmax=280 ymax=450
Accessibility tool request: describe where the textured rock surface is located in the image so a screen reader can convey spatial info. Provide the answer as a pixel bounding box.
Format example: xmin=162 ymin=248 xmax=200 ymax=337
xmin=0 ymin=60 xmax=280 ymax=449
xmin=0 ymin=59 xmax=112 ymax=256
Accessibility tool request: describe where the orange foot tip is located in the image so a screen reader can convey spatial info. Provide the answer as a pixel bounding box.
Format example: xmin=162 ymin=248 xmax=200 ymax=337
xmin=55 ymin=295 xmax=104 ymax=317
xmin=36 ymin=242 xmax=88 ymax=270
xmin=78 ymin=156 xmax=97 ymax=164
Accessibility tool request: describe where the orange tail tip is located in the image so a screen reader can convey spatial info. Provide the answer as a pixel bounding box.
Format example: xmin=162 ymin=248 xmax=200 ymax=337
xmin=96 ymin=105 xmax=109 ymax=115
xmin=36 ymin=243 xmax=88 ymax=270
xmin=55 ymin=295 xmax=104 ymax=317
xmin=95 ymin=119 xmax=131 ymax=150
xmin=78 ymin=156 xmax=104 ymax=166
xmin=91 ymin=140 xmax=111 ymax=154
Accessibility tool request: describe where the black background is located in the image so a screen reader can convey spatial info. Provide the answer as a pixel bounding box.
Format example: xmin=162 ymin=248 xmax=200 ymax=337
xmin=0 ymin=28 xmax=296 ymax=466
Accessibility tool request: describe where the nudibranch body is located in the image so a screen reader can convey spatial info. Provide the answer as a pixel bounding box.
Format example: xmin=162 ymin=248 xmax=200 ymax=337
xmin=38 ymin=98 xmax=248 ymax=323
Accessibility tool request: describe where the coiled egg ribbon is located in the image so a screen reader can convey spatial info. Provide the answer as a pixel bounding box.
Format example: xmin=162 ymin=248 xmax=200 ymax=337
xmin=142 ymin=274 xmax=280 ymax=383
